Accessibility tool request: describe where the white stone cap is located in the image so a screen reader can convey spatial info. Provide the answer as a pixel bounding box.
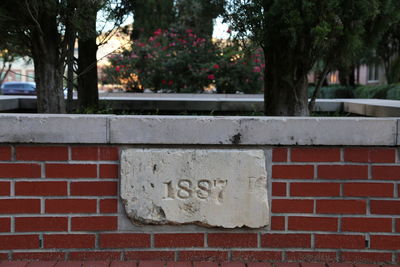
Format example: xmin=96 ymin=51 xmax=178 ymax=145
xmin=0 ymin=114 xmax=398 ymax=146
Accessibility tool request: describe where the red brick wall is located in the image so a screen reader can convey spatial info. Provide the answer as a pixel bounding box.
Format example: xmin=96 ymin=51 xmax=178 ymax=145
xmin=0 ymin=145 xmax=399 ymax=264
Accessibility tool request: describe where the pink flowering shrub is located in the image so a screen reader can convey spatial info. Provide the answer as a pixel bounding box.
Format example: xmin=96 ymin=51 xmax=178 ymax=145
xmin=103 ymin=28 xmax=264 ymax=93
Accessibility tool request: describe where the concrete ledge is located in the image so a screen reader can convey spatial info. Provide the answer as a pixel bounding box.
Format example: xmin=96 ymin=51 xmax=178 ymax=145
xmin=3 ymin=95 xmax=400 ymax=116
xmin=0 ymin=114 xmax=108 ymax=143
xmin=0 ymin=114 xmax=398 ymax=146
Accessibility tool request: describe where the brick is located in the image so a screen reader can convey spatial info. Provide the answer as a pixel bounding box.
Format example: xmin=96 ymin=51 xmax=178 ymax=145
xmin=110 ymin=262 xmax=137 ymax=267
xmin=16 ymin=146 xmax=68 ymax=161
xmin=371 ymin=235 xmax=400 ymax=250
xmin=100 ymin=147 xmax=119 ymax=161
xmin=15 ymin=217 xmax=68 ymax=232
xmin=81 ymin=262 xmax=110 ymax=267
xmin=315 ymin=234 xmax=365 ymax=249
xmin=286 ymin=252 xmax=337 ymax=262
xmin=291 ymin=182 xmax=340 ymax=197
xmin=341 ymin=252 xmax=392 ymax=263
xmin=12 ymin=253 xmax=65 ymax=261
xmin=100 ymin=233 xmax=150 ymax=248
xmin=344 ymin=148 xmax=396 ymax=163
xmin=397 ymin=219 xmax=400 ymax=232
xmin=72 ymin=146 xmax=99 ymax=160
xmin=247 ymin=263 xmax=273 ymax=267
xmin=0 ymin=235 xmax=39 ymax=249
xmin=373 ymin=166 xmax=400 ymax=180
xmin=26 ymin=261 xmax=57 ymax=267
xmin=179 ymin=251 xmax=228 ymax=262
xmin=166 ymin=262 xmax=192 ymax=267
xmin=70 ymin=181 xmax=118 ymax=196
xmin=292 ymin=148 xmax=340 ymax=162
xmin=100 ymin=199 xmax=118 ymax=213
xmin=272 ymin=165 xmax=314 ymax=179
xmin=288 ymin=216 xmax=338 ymax=231
xmin=318 ymin=165 xmax=368 ymax=179
xmin=0 ymin=146 xmax=11 ymax=161
xmin=317 ymin=200 xmax=366 ymax=214
xmin=274 ymin=263 xmax=299 ymax=267
xmin=371 ymin=200 xmax=400 ymax=215
xmin=0 ymin=163 xmax=41 ymax=178
xmin=301 ymin=264 xmax=325 ymax=267
xmin=124 ymin=251 xmax=174 ymax=261
xmin=272 ymin=182 xmax=286 ymax=196
xmin=0 ymin=262 xmax=28 ymax=267
xmin=232 ymin=251 xmax=282 ymax=262
xmin=46 ymin=199 xmax=96 ymax=213
xmin=0 ymin=218 xmax=10 ymax=232
xmin=54 ymin=262 xmax=85 ymax=267
xmin=272 ymin=199 xmax=313 ymax=213
xmin=342 ymin=217 xmax=392 ymax=232
xmin=0 ymin=181 xmax=10 ymax=195
xmin=44 ymin=234 xmax=95 ymax=249
xmin=15 ymin=181 xmax=67 ymax=196
xmin=208 ymin=233 xmax=257 ymax=248
xmin=72 ymin=216 xmax=117 ymax=231
xmin=46 ymin=164 xmax=97 ymax=178
xmin=271 ymin=216 xmax=285 ymax=231
xmin=193 ymin=263 xmax=219 ymax=267
xmin=220 ymin=264 xmax=245 ymax=267
xmin=0 ymin=199 xmax=40 ymax=214
xmin=0 ymin=254 xmax=8 ymax=260
xmin=262 ymin=234 xmax=311 ymax=248
xmin=272 ymin=148 xmax=287 ymax=162
xmin=69 ymin=252 xmax=121 ymax=261
xmin=155 ymin=233 xmax=204 ymax=248
xmin=343 ymin=183 xmax=394 ymax=197
xmin=327 ymin=264 xmax=353 ymax=267
xmin=138 ymin=261 xmax=165 ymax=267
xmin=100 ymin=164 xmax=119 ymax=179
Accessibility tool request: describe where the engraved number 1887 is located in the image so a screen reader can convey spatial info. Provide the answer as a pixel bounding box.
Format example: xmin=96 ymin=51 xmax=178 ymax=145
xmin=163 ymin=179 xmax=227 ymax=200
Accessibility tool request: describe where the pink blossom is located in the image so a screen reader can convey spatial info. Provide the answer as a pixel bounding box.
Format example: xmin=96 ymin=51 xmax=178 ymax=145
xmin=168 ymin=80 xmax=174 ymax=85
xmin=227 ymin=28 xmax=232 ymax=34
xmin=162 ymin=80 xmax=167 ymax=85
xmin=213 ymin=64 xmax=220 ymax=69
xmin=154 ymin=28 xmax=163 ymax=36
xmin=115 ymin=66 xmax=121 ymax=72
xmin=253 ymin=66 xmax=262 ymax=73
xmin=207 ymin=74 xmax=215 ymax=80
xmin=137 ymin=42 xmax=145 ymax=47
xmin=186 ymin=29 xmax=193 ymax=33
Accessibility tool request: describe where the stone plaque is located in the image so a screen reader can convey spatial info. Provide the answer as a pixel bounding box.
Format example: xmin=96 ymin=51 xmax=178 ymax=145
xmin=120 ymin=149 xmax=269 ymax=228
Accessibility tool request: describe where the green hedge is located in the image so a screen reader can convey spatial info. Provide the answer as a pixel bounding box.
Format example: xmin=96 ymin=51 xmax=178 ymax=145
xmin=354 ymin=84 xmax=400 ymax=100
xmin=308 ymin=84 xmax=400 ymax=100
xmin=308 ymin=85 xmax=355 ymax=99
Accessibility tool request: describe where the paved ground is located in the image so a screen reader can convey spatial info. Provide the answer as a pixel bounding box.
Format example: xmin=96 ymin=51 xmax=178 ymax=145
xmin=0 ymin=262 xmax=399 ymax=267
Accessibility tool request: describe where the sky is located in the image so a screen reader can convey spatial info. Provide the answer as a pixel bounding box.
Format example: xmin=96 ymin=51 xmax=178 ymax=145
xmin=101 ymin=15 xmax=230 ymax=40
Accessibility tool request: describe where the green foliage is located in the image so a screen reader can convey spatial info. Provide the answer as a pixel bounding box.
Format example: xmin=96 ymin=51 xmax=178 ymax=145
xmin=308 ymin=85 xmax=355 ymax=99
xmin=102 ymin=28 xmax=264 ymax=93
xmin=355 ymin=84 xmax=400 ymax=99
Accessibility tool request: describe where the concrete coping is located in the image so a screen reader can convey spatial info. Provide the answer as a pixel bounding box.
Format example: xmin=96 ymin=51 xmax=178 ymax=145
xmin=0 ymin=114 xmax=398 ymax=146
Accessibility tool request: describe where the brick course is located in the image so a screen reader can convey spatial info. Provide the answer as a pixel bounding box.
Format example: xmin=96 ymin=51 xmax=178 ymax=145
xmin=0 ymin=145 xmax=399 ymax=264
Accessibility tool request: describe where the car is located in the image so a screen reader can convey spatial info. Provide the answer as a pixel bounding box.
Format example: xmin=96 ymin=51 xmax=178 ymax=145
xmin=0 ymin=82 xmax=36 ymax=95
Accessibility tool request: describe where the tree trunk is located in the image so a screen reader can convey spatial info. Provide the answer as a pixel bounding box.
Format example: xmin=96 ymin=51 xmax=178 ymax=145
xmin=308 ymin=64 xmax=330 ymax=113
xmin=77 ymin=7 xmax=99 ymax=111
xmin=31 ymin=15 xmax=66 ymax=114
xmin=264 ymin=52 xmax=310 ymax=116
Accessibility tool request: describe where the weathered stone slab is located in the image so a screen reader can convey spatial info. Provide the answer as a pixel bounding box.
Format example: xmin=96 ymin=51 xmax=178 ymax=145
xmin=120 ymin=149 xmax=269 ymax=228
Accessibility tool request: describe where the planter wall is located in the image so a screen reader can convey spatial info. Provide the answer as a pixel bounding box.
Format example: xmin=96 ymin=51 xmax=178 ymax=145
xmin=0 ymin=115 xmax=399 ymax=264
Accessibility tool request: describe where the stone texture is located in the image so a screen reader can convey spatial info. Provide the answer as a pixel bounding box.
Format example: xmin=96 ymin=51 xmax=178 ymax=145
xmin=110 ymin=116 xmax=397 ymax=146
xmin=0 ymin=114 xmax=108 ymax=143
xmin=120 ymin=149 xmax=269 ymax=228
